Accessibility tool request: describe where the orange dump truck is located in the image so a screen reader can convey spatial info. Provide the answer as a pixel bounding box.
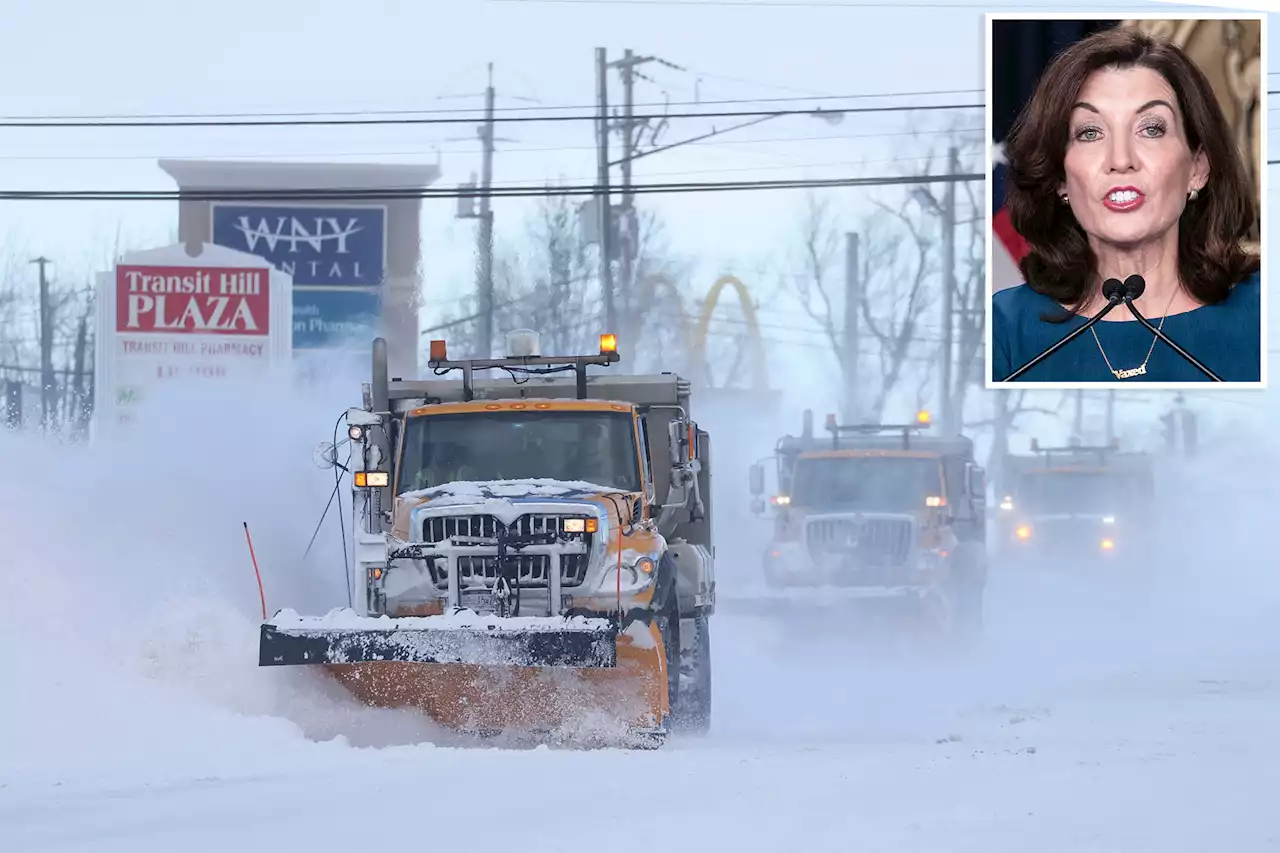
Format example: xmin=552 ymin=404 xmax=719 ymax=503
xmin=258 ymin=331 xmax=714 ymax=748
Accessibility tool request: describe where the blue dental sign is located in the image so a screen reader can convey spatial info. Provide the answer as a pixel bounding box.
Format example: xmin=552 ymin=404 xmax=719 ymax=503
xmin=211 ymin=204 xmax=387 ymax=287
xmin=292 ymin=289 xmax=382 ymax=350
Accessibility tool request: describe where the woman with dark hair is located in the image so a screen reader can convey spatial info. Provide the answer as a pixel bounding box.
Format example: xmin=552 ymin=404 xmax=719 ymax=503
xmin=992 ymin=25 xmax=1261 ymax=382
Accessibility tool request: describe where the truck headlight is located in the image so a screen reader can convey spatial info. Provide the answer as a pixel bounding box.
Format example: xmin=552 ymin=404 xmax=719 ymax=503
xmin=563 ymin=517 xmax=600 ymax=534
xmin=1102 ymin=515 xmax=1116 ymax=525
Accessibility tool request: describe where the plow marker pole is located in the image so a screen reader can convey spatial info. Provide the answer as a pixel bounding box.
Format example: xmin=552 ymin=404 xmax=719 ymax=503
xmin=244 ymin=522 xmax=267 ymax=620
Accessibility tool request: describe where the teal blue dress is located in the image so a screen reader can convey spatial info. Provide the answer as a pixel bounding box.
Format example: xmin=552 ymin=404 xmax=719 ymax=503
xmin=992 ymin=271 xmax=1261 ymax=382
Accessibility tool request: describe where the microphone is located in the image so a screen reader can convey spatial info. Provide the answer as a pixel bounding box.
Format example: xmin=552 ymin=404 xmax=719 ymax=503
xmin=1118 ymin=275 xmax=1223 ymax=382
xmin=1002 ymin=278 xmax=1128 ymax=381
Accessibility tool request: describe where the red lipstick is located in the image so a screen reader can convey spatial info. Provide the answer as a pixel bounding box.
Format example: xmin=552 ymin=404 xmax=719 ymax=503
xmin=1102 ymin=186 xmax=1145 ymax=212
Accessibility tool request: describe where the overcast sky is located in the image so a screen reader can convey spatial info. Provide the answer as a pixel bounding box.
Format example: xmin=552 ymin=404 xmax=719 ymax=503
xmin=0 ymin=0 xmax=1275 ymax=447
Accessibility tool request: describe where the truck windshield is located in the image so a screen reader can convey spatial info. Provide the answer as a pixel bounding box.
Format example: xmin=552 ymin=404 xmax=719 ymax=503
xmin=397 ymin=410 xmax=641 ymax=494
xmin=1018 ymin=471 xmax=1124 ymax=515
xmin=790 ymin=456 xmax=943 ymax=512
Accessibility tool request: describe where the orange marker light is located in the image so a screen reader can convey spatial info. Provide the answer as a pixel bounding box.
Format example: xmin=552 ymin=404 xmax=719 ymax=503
xmin=585 ymin=518 xmax=599 ymax=533
xmin=1015 ymin=524 xmax=1032 ymax=541
xmin=429 ymin=339 xmax=448 ymax=361
xmin=600 ymin=333 xmax=617 ymax=353
xmin=354 ymin=471 xmax=389 ymax=488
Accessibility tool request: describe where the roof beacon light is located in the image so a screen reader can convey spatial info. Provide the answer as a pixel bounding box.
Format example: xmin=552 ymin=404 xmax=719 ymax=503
xmin=506 ymin=329 xmax=542 ymax=358
xmin=600 ymin=333 xmax=617 ymax=354
xmin=428 ymin=339 xmax=448 ymax=362
xmin=916 ymin=410 xmax=932 ymax=424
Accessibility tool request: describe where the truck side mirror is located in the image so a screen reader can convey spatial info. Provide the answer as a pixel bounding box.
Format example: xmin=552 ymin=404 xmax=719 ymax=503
xmin=749 ymin=462 xmax=764 ymax=496
xmin=667 ymin=419 xmax=686 ymax=467
xmin=966 ymin=463 xmax=985 ymax=498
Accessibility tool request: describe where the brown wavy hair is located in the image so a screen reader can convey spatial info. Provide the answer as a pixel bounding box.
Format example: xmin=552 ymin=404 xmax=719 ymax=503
xmin=1002 ymin=25 xmax=1259 ymax=319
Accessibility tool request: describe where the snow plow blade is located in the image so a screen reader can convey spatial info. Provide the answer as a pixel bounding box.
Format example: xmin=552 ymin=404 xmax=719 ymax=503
xmin=258 ymin=610 xmax=619 ymax=668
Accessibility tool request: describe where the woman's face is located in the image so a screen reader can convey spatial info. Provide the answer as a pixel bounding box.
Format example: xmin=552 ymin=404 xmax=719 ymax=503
xmin=1059 ymin=65 xmax=1209 ymax=249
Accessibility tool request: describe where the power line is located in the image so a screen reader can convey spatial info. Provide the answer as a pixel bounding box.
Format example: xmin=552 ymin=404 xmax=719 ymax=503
xmin=486 ymin=0 xmax=1138 ymax=7
xmin=0 ymin=87 xmax=983 ymax=123
xmin=0 ymin=101 xmax=981 ymax=130
xmin=0 ymin=172 xmax=983 ymax=203
xmin=0 ymin=124 xmax=985 ymax=162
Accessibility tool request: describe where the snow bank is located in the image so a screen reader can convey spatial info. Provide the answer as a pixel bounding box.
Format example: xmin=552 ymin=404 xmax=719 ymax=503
xmin=0 ymin=368 xmax=453 ymax=787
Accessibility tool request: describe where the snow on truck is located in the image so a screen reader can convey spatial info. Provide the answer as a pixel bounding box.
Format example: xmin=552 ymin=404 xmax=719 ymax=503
xmin=259 ymin=330 xmax=714 ymax=747
xmin=746 ymin=411 xmax=988 ymax=635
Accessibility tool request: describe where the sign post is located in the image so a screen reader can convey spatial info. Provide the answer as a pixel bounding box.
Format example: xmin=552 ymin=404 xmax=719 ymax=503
xmin=93 ymin=242 xmax=292 ymax=435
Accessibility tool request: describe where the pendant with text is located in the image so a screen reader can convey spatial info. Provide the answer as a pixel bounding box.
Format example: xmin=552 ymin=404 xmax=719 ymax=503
xmin=1112 ymin=363 xmax=1148 ymax=380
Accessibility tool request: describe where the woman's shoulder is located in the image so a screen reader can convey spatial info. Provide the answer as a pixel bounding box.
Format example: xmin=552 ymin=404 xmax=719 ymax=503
xmin=1231 ymin=268 xmax=1262 ymax=296
xmin=992 ymin=283 xmax=1061 ymax=322
xmin=1212 ymin=268 xmax=1261 ymax=316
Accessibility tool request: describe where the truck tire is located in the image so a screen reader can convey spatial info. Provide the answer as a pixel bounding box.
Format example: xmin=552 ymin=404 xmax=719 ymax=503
xmin=673 ymin=612 xmax=712 ymax=734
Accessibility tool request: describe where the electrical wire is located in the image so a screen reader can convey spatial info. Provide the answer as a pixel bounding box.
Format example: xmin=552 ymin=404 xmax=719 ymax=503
xmin=0 ymin=101 xmax=979 ymax=129
xmin=0 ymin=171 xmax=983 ymax=202
xmin=0 ymin=87 xmax=984 ymax=123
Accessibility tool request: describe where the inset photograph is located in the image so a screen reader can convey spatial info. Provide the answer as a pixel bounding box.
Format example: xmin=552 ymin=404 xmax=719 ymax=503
xmin=987 ymin=14 xmax=1265 ymax=386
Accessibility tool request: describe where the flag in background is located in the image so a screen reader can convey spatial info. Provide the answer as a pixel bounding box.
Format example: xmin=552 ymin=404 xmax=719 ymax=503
xmin=989 ymin=19 xmax=1117 ymax=292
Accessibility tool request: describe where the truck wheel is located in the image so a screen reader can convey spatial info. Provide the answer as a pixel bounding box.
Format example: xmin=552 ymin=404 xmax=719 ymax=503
xmin=673 ymin=612 xmax=712 ymax=734
xmin=656 ymin=594 xmax=681 ymax=724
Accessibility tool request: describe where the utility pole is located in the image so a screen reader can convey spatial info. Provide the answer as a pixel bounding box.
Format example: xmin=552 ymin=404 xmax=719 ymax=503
xmin=31 ymin=256 xmax=54 ymax=432
xmin=595 ymin=47 xmax=616 ymax=334
xmin=610 ymin=49 xmax=658 ymax=346
xmin=940 ymin=145 xmax=958 ymax=436
xmin=476 ymin=64 xmax=496 ymax=359
xmin=1105 ymin=389 xmax=1115 ymax=444
xmin=842 ymin=231 xmax=860 ymax=422
xmin=453 ymin=66 xmax=509 ymax=360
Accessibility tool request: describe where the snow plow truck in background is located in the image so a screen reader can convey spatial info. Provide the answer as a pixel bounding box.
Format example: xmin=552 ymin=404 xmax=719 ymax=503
xmin=259 ymin=330 xmax=715 ymax=748
xmin=745 ymin=411 xmax=988 ymax=637
xmin=995 ymin=439 xmax=1156 ymax=570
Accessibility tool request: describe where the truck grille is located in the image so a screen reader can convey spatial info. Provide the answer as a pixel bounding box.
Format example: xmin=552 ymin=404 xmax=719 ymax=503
xmin=421 ymin=513 xmax=592 ymax=589
xmin=1029 ymin=517 xmax=1102 ymax=553
xmin=805 ymin=516 xmax=915 ymax=568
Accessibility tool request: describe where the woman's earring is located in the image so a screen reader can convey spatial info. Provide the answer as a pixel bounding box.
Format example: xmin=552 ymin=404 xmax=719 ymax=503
xmin=1188 ymin=188 xmax=1200 ymax=201
xmin=1060 ymin=193 xmax=1069 ymax=204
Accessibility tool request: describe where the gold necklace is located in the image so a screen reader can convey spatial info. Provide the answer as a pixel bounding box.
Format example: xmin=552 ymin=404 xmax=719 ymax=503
xmin=1090 ymin=286 xmax=1180 ymax=380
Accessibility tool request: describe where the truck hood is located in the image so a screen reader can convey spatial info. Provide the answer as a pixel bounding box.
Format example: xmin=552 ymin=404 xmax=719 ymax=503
xmin=392 ymin=478 xmax=640 ymax=539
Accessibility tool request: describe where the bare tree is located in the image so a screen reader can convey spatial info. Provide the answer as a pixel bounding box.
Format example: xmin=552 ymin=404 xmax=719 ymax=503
xmin=789 ymin=193 xmax=937 ymax=422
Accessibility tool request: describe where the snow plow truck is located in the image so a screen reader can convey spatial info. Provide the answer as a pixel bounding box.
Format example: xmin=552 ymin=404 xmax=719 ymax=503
xmin=744 ymin=411 xmax=987 ymax=636
xmin=995 ymin=439 xmax=1156 ymax=570
xmin=259 ymin=330 xmax=715 ymax=747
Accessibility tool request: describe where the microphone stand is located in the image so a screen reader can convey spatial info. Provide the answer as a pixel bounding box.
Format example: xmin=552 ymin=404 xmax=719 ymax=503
xmin=1002 ymin=290 xmax=1126 ymax=382
xmin=1122 ymin=298 xmax=1223 ymax=382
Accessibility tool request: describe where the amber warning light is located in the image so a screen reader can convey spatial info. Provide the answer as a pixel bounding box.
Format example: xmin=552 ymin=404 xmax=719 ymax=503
xmin=354 ymin=471 xmax=390 ymax=488
xmin=429 ymin=339 xmax=448 ymax=361
xmin=600 ymin=333 xmax=617 ymax=354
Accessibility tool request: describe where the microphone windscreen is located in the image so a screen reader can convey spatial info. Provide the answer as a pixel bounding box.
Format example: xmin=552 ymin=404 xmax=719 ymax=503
xmin=1123 ymin=274 xmax=1146 ymax=299
xmin=1101 ymin=278 xmax=1124 ymax=300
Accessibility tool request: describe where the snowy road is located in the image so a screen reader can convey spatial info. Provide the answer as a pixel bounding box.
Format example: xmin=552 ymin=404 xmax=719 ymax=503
xmin=6 ymin=575 xmax=1280 ymax=853
xmin=4 ymin=391 xmax=1280 ymax=851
